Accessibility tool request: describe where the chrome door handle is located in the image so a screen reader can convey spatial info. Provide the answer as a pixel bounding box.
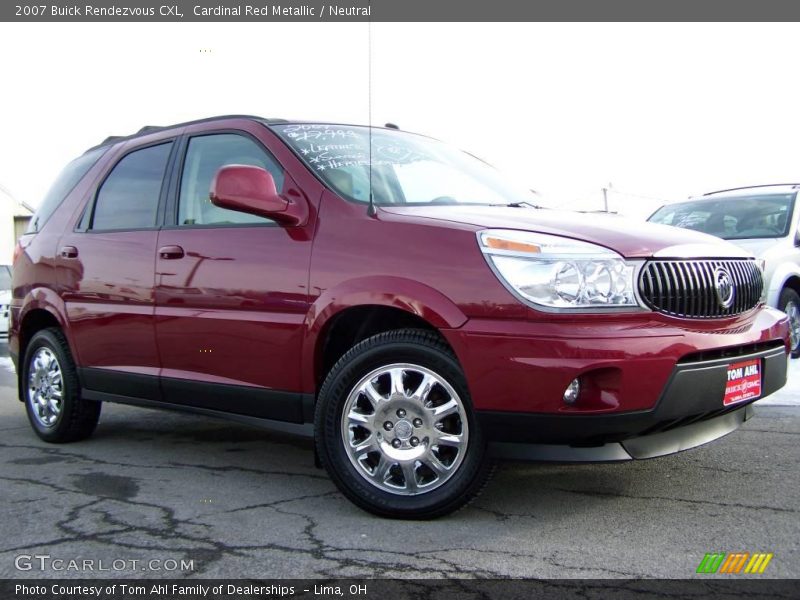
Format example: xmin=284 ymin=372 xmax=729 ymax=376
xmin=158 ymin=245 xmax=185 ymax=260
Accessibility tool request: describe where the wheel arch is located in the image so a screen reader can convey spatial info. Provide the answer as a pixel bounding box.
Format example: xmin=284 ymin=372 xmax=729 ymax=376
xmin=16 ymin=291 xmax=73 ymax=401
xmin=779 ymin=274 xmax=800 ymax=299
xmin=302 ymin=277 xmax=468 ymax=392
xmin=767 ymin=264 xmax=800 ymax=307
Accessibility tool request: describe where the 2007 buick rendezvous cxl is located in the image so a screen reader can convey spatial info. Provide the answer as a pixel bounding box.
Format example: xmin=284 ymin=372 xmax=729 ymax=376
xmin=10 ymin=116 xmax=790 ymax=518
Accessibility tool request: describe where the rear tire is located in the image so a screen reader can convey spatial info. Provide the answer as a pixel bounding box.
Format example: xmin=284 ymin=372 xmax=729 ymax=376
xmin=315 ymin=328 xmax=492 ymax=519
xmin=778 ymin=288 xmax=800 ymax=358
xmin=22 ymin=327 xmax=101 ymax=442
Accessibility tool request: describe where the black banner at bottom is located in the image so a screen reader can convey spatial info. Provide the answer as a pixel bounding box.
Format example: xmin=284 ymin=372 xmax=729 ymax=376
xmin=2 ymin=579 xmax=797 ymax=600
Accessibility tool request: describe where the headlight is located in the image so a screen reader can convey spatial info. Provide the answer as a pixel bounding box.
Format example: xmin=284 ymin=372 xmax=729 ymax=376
xmin=478 ymin=229 xmax=643 ymax=311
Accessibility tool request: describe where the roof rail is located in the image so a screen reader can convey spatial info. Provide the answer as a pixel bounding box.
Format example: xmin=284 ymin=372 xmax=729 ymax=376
xmin=100 ymin=135 xmax=126 ymax=146
xmin=703 ymin=183 xmax=800 ymax=196
xmin=136 ymin=125 xmax=162 ymax=135
xmin=91 ymin=114 xmax=290 ymax=150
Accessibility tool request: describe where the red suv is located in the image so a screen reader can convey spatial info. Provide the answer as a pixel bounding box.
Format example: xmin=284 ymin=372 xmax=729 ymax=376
xmin=10 ymin=116 xmax=790 ymax=518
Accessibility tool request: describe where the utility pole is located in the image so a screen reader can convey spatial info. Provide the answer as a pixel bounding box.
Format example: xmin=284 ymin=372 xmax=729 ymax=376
xmin=602 ymin=187 xmax=608 ymax=212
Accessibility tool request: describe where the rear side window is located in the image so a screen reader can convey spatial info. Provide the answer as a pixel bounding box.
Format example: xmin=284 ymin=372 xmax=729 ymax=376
xmin=27 ymin=146 xmax=106 ymax=233
xmin=91 ymin=142 xmax=173 ymax=231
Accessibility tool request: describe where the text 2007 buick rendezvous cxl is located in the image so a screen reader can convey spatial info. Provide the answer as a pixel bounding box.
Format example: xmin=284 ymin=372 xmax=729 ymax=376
xmin=9 ymin=116 xmax=789 ymax=518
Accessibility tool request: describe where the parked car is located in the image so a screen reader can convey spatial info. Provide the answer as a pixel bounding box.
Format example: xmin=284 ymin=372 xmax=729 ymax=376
xmin=0 ymin=265 xmax=12 ymax=336
xmin=649 ymin=184 xmax=800 ymax=357
xmin=10 ymin=116 xmax=790 ymax=518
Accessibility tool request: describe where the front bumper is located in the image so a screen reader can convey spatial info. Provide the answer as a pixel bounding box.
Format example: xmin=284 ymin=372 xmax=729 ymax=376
xmin=444 ymin=307 xmax=790 ymax=414
xmin=478 ymin=341 xmax=786 ymax=461
xmin=442 ymin=307 xmax=790 ymax=461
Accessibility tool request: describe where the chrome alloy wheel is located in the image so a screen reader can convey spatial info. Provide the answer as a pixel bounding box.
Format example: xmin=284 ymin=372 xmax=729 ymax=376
xmin=786 ymin=300 xmax=800 ymax=353
xmin=27 ymin=347 xmax=64 ymax=428
xmin=341 ymin=363 xmax=469 ymax=495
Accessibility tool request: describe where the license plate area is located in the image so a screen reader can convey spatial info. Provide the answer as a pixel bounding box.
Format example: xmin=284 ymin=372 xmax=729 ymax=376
xmin=724 ymin=359 xmax=762 ymax=406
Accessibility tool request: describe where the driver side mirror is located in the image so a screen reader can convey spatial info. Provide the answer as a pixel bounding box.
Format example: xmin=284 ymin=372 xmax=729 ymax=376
xmin=210 ymin=165 xmax=306 ymax=226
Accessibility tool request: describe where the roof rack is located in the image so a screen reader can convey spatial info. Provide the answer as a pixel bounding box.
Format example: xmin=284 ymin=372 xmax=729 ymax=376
xmin=90 ymin=114 xmax=290 ymax=150
xmin=100 ymin=135 xmax=126 ymax=146
xmin=703 ymin=183 xmax=800 ymax=196
xmin=136 ymin=125 xmax=163 ymax=135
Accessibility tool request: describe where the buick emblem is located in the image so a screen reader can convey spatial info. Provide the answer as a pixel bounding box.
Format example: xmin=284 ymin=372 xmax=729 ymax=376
xmin=394 ymin=420 xmax=413 ymax=441
xmin=713 ymin=266 xmax=735 ymax=309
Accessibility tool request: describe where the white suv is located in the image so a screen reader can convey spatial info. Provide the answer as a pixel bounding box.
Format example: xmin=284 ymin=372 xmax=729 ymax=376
xmin=0 ymin=265 xmax=11 ymax=337
xmin=649 ymin=184 xmax=800 ymax=357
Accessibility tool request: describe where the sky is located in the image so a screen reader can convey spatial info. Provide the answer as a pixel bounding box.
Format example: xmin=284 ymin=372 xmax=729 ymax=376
xmin=1 ymin=22 xmax=799 ymax=219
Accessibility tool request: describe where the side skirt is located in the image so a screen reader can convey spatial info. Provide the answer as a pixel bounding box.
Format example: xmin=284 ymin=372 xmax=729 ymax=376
xmin=81 ymin=389 xmax=315 ymax=438
xmin=78 ymin=367 xmax=315 ymax=438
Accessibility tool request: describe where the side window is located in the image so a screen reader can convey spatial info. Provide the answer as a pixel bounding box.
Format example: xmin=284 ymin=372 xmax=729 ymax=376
xmin=91 ymin=142 xmax=172 ymax=231
xmin=28 ymin=146 xmax=107 ymax=233
xmin=178 ymin=134 xmax=285 ymax=226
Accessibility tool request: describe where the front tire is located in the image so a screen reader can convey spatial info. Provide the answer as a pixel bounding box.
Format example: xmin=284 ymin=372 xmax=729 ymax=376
xmin=778 ymin=288 xmax=800 ymax=358
xmin=22 ymin=327 xmax=101 ymax=442
xmin=315 ymin=329 xmax=491 ymax=519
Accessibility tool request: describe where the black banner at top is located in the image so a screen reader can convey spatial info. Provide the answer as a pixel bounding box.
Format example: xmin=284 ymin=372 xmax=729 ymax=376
xmin=3 ymin=0 xmax=800 ymax=22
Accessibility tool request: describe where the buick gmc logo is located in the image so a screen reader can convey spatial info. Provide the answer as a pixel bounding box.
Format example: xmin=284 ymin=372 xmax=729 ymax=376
xmin=714 ymin=266 xmax=735 ymax=309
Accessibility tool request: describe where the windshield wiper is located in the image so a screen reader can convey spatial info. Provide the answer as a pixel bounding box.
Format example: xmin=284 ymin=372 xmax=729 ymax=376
xmin=501 ymin=201 xmax=545 ymax=209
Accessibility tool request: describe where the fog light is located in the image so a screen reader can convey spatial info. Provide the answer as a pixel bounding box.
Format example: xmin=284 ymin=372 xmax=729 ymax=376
xmin=563 ymin=378 xmax=581 ymax=405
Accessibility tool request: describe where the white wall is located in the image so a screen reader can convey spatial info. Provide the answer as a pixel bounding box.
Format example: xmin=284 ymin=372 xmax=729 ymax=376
xmin=0 ymin=189 xmax=21 ymax=265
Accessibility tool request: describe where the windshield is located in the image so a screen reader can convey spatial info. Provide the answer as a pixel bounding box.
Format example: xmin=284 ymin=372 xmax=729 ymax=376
xmin=649 ymin=193 xmax=796 ymax=240
xmin=273 ymin=124 xmax=535 ymax=206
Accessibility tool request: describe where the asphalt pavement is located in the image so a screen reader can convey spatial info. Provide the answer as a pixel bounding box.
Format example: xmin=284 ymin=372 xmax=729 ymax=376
xmin=0 ymin=341 xmax=798 ymax=579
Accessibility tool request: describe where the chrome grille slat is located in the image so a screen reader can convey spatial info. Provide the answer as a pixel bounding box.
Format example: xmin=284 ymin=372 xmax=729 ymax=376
xmin=746 ymin=262 xmax=755 ymax=308
xmin=671 ymin=262 xmax=687 ymax=316
xmin=667 ymin=263 xmax=677 ymax=314
xmin=643 ymin=267 xmax=654 ymax=301
xmin=728 ymin=260 xmax=739 ymax=314
xmin=742 ymin=262 xmax=752 ymax=311
xmin=656 ymin=264 xmax=672 ymax=309
xmin=747 ymin=262 xmax=758 ymax=309
xmin=639 ymin=259 xmax=762 ymax=319
xmin=686 ymin=261 xmax=700 ymax=317
xmin=733 ymin=261 xmax=746 ymax=313
xmin=698 ymin=262 xmax=711 ymax=317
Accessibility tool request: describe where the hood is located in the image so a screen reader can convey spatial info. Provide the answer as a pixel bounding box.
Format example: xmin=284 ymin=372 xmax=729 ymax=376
xmin=381 ymin=205 xmax=750 ymax=259
xmin=723 ymin=237 xmax=782 ymax=258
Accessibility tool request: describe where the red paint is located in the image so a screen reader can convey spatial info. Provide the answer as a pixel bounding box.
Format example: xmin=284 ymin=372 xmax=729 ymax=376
xmin=444 ymin=307 xmax=786 ymax=413
xmin=8 ymin=116 xmax=791 ymax=421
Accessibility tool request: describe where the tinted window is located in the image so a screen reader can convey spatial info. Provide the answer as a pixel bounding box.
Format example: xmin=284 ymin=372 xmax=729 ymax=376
xmin=27 ymin=147 xmax=107 ymax=233
xmin=178 ymin=134 xmax=284 ymax=226
xmin=91 ymin=143 xmax=172 ymax=231
xmin=650 ymin=193 xmax=796 ymax=240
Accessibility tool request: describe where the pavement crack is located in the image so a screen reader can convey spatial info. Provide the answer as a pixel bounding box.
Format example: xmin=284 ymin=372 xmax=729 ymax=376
xmin=0 ymin=441 xmax=325 ymax=482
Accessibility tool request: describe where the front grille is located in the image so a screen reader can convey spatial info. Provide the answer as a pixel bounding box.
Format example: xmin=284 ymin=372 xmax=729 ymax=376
xmin=678 ymin=340 xmax=785 ymax=364
xmin=639 ymin=259 xmax=763 ymax=318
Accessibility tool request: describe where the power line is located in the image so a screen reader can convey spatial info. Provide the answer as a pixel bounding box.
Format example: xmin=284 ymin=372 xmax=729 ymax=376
xmin=366 ymin=8 xmax=376 ymax=217
xmin=0 ymin=183 xmax=16 ymax=199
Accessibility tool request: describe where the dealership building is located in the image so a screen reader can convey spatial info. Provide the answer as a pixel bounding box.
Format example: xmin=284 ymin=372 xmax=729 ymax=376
xmin=0 ymin=185 xmax=32 ymax=265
